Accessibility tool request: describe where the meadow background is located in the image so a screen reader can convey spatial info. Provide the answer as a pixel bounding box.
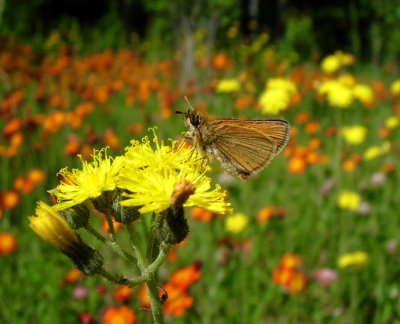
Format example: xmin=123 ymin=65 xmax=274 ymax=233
xmin=1 ymin=0 xmax=400 ymax=323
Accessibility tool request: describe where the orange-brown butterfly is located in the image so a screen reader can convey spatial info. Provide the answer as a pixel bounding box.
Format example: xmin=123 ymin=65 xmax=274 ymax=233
xmin=177 ymin=97 xmax=290 ymax=181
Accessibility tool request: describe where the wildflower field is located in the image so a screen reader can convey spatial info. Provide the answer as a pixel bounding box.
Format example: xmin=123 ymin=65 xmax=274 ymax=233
xmin=1 ymin=29 xmax=400 ymax=323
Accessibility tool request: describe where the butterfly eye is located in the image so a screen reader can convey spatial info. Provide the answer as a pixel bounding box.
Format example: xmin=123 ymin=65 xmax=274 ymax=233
xmin=190 ymin=114 xmax=200 ymax=127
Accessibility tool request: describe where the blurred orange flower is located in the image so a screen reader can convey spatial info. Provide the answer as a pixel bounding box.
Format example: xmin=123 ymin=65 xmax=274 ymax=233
xmin=272 ymin=253 xmax=307 ymax=295
xmin=60 ymin=269 xmax=83 ymax=286
xmin=113 ymin=285 xmax=133 ymax=303
xmin=0 ymin=232 xmax=18 ymax=255
xmin=1 ymin=190 xmax=20 ymax=210
xmin=102 ymin=305 xmax=136 ymax=324
xmin=190 ymin=207 xmax=213 ymax=222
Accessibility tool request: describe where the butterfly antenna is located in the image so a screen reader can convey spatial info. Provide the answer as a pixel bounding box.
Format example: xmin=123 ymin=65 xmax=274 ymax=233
xmin=184 ymin=96 xmax=195 ymax=111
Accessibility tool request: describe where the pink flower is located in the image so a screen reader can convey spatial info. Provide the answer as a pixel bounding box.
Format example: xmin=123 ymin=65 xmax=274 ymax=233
xmin=73 ymin=286 xmax=89 ymax=299
xmin=313 ymin=268 xmax=337 ymax=287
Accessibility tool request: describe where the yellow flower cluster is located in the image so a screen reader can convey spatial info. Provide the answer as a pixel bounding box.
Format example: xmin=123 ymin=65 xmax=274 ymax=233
xmin=320 ymin=51 xmax=355 ymax=74
xmin=363 ymin=141 xmax=391 ymax=161
xmin=258 ymin=78 xmax=297 ymax=115
xmin=318 ymin=77 xmax=374 ymax=108
xmin=51 ymin=128 xmax=232 ymax=215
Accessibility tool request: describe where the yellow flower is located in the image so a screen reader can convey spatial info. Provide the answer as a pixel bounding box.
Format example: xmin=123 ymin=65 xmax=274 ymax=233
xmin=319 ymin=79 xmax=353 ymax=108
xmin=225 ymin=213 xmax=248 ymax=233
xmin=338 ymin=190 xmax=361 ymax=211
xmin=216 ymin=79 xmax=240 ymax=93
xmin=390 ymin=79 xmax=400 ymax=95
xmin=341 ymin=126 xmax=367 ymax=145
xmin=364 ymin=141 xmax=391 ymax=161
xmin=29 ymin=201 xmax=80 ymax=252
xmin=338 ymin=251 xmax=368 ymax=269
xmin=118 ymin=129 xmax=232 ymax=215
xmin=266 ymin=78 xmax=297 ymax=94
xmin=353 ymin=84 xmax=374 ymax=104
xmin=51 ymin=148 xmax=124 ymax=211
xmin=338 ymin=74 xmax=356 ymax=87
xmin=321 ymin=55 xmax=340 ymax=74
xmin=385 ymin=116 xmax=399 ymax=129
xmin=259 ymin=89 xmax=290 ymax=115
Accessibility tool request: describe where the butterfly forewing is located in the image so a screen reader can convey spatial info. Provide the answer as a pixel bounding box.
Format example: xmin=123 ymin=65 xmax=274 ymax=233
xmin=206 ymin=119 xmax=290 ymax=180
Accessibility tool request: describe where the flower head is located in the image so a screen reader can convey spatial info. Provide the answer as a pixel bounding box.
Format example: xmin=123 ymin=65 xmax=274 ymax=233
xmin=215 ymin=78 xmax=240 ymax=93
xmin=341 ymin=126 xmax=367 ymax=145
xmin=118 ymin=129 xmax=232 ymax=215
xmin=225 ymin=212 xmax=248 ymax=233
xmin=258 ymin=78 xmax=297 ymax=115
xmin=338 ymin=251 xmax=368 ymax=269
xmin=51 ymin=148 xmax=124 ymax=211
xmin=337 ymin=190 xmax=361 ymax=211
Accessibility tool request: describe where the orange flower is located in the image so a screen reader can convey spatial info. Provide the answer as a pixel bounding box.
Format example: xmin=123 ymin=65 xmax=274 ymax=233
xmin=10 ymin=132 xmax=24 ymax=147
xmin=272 ymin=266 xmax=293 ymax=286
xmin=211 ymin=52 xmax=231 ymax=70
xmin=190 ymin=207 xmax=213 ymax=222
xmin=60 ymin=269 xmax=83 ymax=286
xmin=325 ymin=126 xmax=337 ymax=137
xmin=257 ymin=206 xmax=274 ymax=223
xmin=79 ymin=144 xmax=93 ymax=161
xmin=169 ymin=264 xmax=201 ymax=290
xmin=113 ymin=285 xmax=133 ymax=303
xmin=3 ymin=118 xmax=22 ymax=137
xmin=378 ymin=126 xmax=390 ymax=139
xmin=279 ymin=253 xmax=302 ymax=270
xmin=138 ymin=283 xmax=150 ymax=309
xmin=162 ymin=282 xmax=193 ymax=317
xmin=26 ymin=169 xmax=45 ymax=185
xmin=166 ymin=249 xmax=178 ymax=262
xmin=295 ymin=111 xmax=309 ymax=125
xmin=0 ymin=232 xmax=17 ymax=255
xmin=308 ymin=138 xmax=321 ymax=150
xmin=288 ymin=155 xmax=307 ymax=174
xmin=101 ymin=215 xmax=123 ymax=234
xmin=104 ymin=129 xmax=121 ymax=151
xmin=234 ymin=95 xmax=254 ymax=111
xmin=305 ymin=120 xmax=320 ymax=134
xmin=127 ymin=123 xmax=144 ymax=134
xmin=306 ymin=150 xmax=320 ymax=164
xmin=64 ymin=135 xmax=80 ymax=156
xmin=102 ymin=305 xmax=136 ymax=324
xmin=13 ymin=176 xmax=26 ymax=192
xmin=287 ymin=272 xmax=307 ymax=295
xmin=1 ymin=190 xmax=20 ymax=210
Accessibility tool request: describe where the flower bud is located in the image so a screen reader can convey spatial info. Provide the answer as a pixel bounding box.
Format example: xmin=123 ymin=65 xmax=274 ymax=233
xmin=111 ymin=190 xmax=141 ymax=224
xmin=60 ymin=203 xmax=90 ymax=229
xmin=156 ymin=207 xmax=189 ymax=244
xmin=29 ymin=201 xmax=103 ymax=276
xmin=92 ymin=190 xmax=115 ymax=214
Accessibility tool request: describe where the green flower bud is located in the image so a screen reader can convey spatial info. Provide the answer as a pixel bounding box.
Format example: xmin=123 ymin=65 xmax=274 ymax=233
xmin=112 ymin=190 xmax=141 ymax=224
xmin=60 ymin=203 xmax=90 ymax=229
xmin=155 ymin=206 xmax=189 ymax=244
xmin=92 ymin=190 xmax=115 ymax=214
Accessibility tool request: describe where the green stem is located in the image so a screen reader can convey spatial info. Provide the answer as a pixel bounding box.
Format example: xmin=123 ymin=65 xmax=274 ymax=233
xmin=146 ymin=212 xmax=156 ymax=261
xmin=126 ymin=223 xmax=164 ymax=324
xmin=147 ymin=242 xmax=171 ymax=274
xmin=99 ymin=268 xmax=148 ymax=286
xmin=84 ymin=224 xmax=140 ymax=274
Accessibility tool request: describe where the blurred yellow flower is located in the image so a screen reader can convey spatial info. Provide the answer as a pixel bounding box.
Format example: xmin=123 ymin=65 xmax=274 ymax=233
xmin=225 ymin=213 xmax=248 ymax=234
xmin=267 ymin=78 xmax=297 ymax=94
xmin=258 ymin=78 xmax=296 ymax=115
xmin=118 ymin=129 xmax=232 ymax=215
xmin=338 ymin=74 xmax=356 ymax=87
xmin=29 ymin=201 xmax=80 ymax=252
xmin=319 ymin=79 xmax=353 ymax=108
xmin=51 ymin=148 xmax=125 ymax=211
xmin=216 ymin=79 xmax=240 ymax=93
xmin=341 ymin=126 xmax=367 ymax=145
xmin=338 ymin=251 xmax=368 ymax=269
xmin=337 ymin=190 xmax=361 ymax=211
xmin=353 ymin=84 xmax=374 ymax=104
xmin=390 ymin=79 xmax=400 ymax=95
xmin=385 ymin=116 xmax=399 ymax=129
xmin=364 ymin=141 xmax=391 ymax=161
xmin=321 ymin=55 xmax=340 ymax=74
xmin=259 ymin=89 xmax=290 ymax=115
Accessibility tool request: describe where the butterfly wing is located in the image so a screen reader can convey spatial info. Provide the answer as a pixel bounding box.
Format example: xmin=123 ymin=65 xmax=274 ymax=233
xmin=205 ymin=119 xmax=290 ymax=180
